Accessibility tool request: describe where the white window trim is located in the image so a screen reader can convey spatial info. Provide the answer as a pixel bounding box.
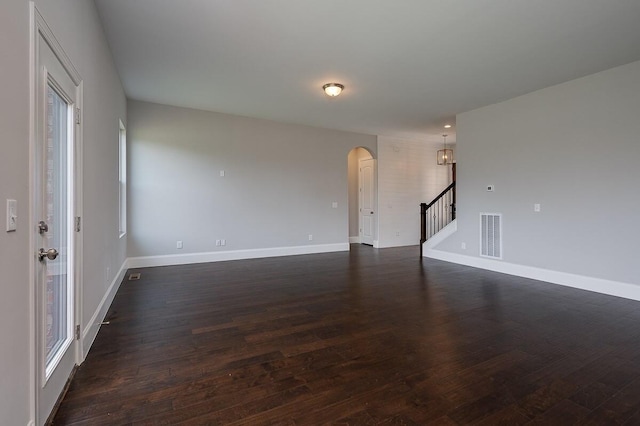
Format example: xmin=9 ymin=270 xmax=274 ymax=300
xmin=118 ymin=120 xmax=127 ymax=238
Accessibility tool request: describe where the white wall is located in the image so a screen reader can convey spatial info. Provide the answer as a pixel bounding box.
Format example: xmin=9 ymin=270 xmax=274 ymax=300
xmin=127 ymin=100 xmax=376 ymax=260
xmin=0 ymin=1 xmax=31 ymax=424
xmin=434 ymin=60 xmax=640 ymax=286
xmin=377 ymin=136 xmax=451 ymax=248
xmin=0 ymin=1 xmax=126 ymax=423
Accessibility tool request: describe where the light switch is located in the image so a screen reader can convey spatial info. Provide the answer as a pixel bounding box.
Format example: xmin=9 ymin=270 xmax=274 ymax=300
xmin=534 ymin=203 xmax=541 ymax=212
xmin=6 ymin=199 xmax=17 ymax=232
xmin=219 ymin=170 xmax=225 ymax=177
xmin=332 ymin=202 xmax=338 ymax=209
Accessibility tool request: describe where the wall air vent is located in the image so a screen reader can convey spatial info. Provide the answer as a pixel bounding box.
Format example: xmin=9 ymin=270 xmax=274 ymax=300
xmin=480 ymin=213 xmax=502 ymax=259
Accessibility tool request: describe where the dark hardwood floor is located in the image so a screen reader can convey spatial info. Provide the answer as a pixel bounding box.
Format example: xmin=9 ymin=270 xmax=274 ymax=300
xmin=53 ymin=245 xmax=640 ymax=425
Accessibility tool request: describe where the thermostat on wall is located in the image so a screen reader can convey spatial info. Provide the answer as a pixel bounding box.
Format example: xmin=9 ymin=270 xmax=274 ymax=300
xmin=486 ymin=185 xmax=495 ymax=192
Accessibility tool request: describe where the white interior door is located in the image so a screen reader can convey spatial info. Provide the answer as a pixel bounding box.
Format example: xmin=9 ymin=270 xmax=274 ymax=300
xmin=359 ymin=158 xmax=375 ymax=245
xmin=34 ymin=17 xmax=81 ymax=423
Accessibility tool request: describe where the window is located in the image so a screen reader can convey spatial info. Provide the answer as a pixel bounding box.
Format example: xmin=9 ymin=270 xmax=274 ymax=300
xmin=119 ymin=120 xmax=127 ymax=237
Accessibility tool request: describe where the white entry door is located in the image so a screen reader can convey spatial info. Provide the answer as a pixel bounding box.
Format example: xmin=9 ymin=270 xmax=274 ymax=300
xmin=359 ymin=158 xmax=375 ymax=245
xmin=33 ymin=13 xmax=81 ymax=424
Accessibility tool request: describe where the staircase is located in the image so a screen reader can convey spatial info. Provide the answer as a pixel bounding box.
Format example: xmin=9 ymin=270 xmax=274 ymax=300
xmin=420 ymin=181 xmax=456 ymax=257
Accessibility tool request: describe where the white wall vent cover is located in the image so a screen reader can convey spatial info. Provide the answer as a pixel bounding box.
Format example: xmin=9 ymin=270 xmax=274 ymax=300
xmin=480 ymin=213 xmax=502 ymax=259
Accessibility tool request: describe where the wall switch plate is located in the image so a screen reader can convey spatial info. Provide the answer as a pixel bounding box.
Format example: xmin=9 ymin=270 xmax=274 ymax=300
xmin=534 ymin=203 xmax=541 ymax=212
xmin=308 ymin=234 xmax=313 ymax=241
xmin=219 ymin=170 xmax=225 ymax=177
xmin=486 ymin=185 xmax=495 ymax=192
xmin=216 ymin=239 xmax=221 ymax=246
xmin=221 ymin=239 xmax=226 ymax=246
xmin=332 ymin=202 xmax=338 ymax=208
xmin=176 ymin=240 xmax=183 ymax=249
xmin=6 ymin=199 xmax=17 ymax=232
xmin=461 ymin=242 xmax=466 ymax=250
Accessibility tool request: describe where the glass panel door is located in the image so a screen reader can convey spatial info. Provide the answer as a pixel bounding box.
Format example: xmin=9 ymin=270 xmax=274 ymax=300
xmin=34 ymin=12 xmax=81 ymax=423
xmin=43 ymin=84 xmax=73 ymax=373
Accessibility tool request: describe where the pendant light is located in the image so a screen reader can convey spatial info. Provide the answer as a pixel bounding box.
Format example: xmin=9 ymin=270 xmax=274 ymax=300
xmin=437 ymin=134 xmax=454 ymax=165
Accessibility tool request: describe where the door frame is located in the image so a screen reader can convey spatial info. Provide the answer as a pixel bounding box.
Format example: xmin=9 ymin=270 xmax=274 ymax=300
xmin=29 ymin=4 xmax=84 ymax=424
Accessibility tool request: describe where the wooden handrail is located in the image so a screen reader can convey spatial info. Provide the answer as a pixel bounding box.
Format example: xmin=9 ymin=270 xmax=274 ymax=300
xmin=420 ymin=181 xmax=456 ymax=257
xmin=425 ymin=181 xmax=455 ymax=210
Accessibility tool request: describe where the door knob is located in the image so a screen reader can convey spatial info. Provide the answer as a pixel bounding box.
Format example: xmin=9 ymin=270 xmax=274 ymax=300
xmin=38 ymin=248 xmax=59 ymax=261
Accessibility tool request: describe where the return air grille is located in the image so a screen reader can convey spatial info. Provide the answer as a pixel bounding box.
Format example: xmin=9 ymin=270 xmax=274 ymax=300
xmin=480 ymin=213 xmax=502 ymax=259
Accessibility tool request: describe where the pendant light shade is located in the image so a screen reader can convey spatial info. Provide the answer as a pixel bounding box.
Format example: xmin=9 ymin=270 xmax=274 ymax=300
xmin=437 ymin=134 xmax=454 ymax=165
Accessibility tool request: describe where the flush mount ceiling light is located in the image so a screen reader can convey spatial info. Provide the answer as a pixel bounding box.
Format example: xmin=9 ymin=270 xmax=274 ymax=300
xmin=437 ymin=134 xmax=454 ymax=165
xmin=323 ymin=83 xmax=344 ymax=97
xmin=444 ymin=124 xmax=452 ymax=129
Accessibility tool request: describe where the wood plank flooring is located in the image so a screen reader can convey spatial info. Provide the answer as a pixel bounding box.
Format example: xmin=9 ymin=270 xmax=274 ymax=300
xmin=52 ymin=245 xmax=640 ymax=425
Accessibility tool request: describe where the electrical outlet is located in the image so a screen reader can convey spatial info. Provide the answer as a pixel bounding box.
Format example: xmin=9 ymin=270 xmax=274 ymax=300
xmin=219 ymin=170 xmax=225 ymax=177
xmin=396 ymin=231 xmax=400 ymax=237
xmin=176 ymin=240 xmax=183 ymax=249
xmin=534 ymin=203 xmax=541 ymax=212
xmin=332 ymin=202 xmax=338 ymax=208
xmin=221 ymin=239 xmax=226 ymax=246
xmin=461 ymin=242 xmax=466 ymax=250
xmin=216 ymin=239 xmax=221 ymax=246
xmin=308 ymin=234 xmax=313 ymax=241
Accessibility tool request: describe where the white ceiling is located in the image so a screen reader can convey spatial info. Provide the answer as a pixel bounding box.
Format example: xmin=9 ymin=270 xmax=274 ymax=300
xmin=94 ymin=0 xmax=640 ymax=140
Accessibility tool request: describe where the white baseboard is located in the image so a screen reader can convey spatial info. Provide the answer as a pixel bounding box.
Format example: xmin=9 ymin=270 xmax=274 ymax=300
xmin=424 ymin=248 xmax=640 ymax=302
xmin=81 ymin=259 xmax=128 ymax=359
xmin=376 ymin=242 xmax=422 ymax=249
xmin=127 ymin=243 xmax=350 ymax=269
xmin=349 ymin=236 xmax=360 ymax=244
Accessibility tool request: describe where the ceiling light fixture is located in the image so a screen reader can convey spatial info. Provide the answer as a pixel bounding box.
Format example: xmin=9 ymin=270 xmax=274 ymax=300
xmin=437 ymin=134 xmax=454 ymax=165
xmin=444 ymin=124 xmax=452 ymax=129
xmin=323 ymin=83 xmax=344 ymax=97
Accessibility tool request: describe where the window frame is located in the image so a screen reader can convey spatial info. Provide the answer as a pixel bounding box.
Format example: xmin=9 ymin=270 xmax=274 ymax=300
xmin=118 ymin=120 xmax=127 ymax=238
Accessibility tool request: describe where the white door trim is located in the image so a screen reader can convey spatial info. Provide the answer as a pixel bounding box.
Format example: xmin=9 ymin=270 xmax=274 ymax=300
xmin=29 ymin=3 xmax=83 ymax=424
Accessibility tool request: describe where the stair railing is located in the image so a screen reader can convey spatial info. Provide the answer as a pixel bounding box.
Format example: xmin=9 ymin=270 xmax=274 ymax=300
xmin=420 ymin=181 xmax=456 ymax=257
